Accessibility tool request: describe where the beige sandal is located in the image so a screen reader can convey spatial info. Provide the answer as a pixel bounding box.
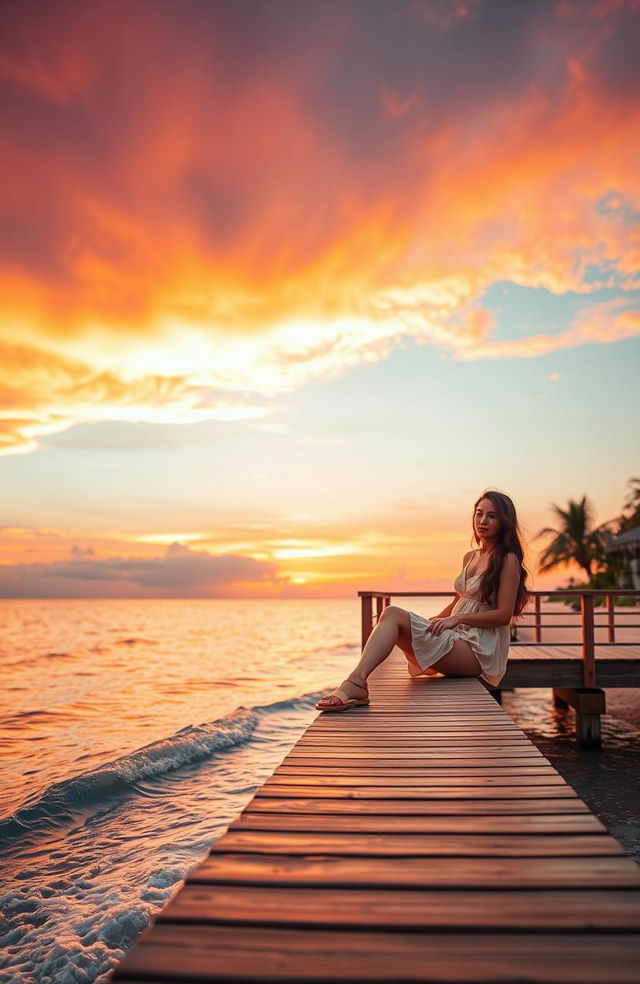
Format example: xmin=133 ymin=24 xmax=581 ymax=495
xmin=316 ymin=678 xmax=370 ymax=712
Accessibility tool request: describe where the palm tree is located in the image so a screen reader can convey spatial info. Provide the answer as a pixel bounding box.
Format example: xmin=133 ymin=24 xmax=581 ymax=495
xmin=536 ymin=495 xmax=606 ymax=579
xmin=620 ymin=477 xmax=640 ymax=532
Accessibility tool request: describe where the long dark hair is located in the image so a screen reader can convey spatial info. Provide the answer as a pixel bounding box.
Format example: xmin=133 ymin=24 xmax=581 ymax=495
xmin=472 ymin=490 xmax=530 ymax=617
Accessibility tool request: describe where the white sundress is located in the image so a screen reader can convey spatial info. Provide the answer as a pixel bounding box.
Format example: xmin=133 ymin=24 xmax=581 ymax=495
xmin=407 ymin=550 xmax=510 ymax=687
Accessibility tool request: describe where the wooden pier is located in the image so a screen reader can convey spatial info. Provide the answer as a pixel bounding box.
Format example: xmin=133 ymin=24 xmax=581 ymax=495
xmin=113 ymin=656 xmax=640 ymax=983
xmin=360 ymin=589 xmax=640 ymax=748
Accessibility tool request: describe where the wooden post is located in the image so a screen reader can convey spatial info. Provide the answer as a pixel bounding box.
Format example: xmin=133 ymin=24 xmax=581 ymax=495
xmin=383 ymin=596 xmax=391 ymax=609
xmin=552 ymin=688 xmax=605 ymax=750
xmin=577 ymin=709 xmax=602 ymax=749
xmin=607 ymin=593 xmax=615 ymax=643
xmin=581 ymin=593 xmax=595 ymax=687
xmin=376 ymin=596 xmax=383 ymax=621
xmin=361 ymin=595 xmax=373 ymax=652
xmin=534 ymin=595 xmax=542 ymax=642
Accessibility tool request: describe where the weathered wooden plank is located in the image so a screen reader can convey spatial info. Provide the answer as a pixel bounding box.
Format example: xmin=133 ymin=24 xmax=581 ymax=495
xmin=191 ymin=853 xmax=640 ymax=889
xmin=308 ymin=724 xmax=522 ymax=732
xmin=316 ymin=713 xmax=515 ymax=718
xmin=305 ymin=735 xmax=524 ymax=742
xmin=294 ymin=746 xmax=536 ymax=754
xmin=288 ymin=741 xmax=544 ymax=751
xmin=283 ymin=753 xmax=547 ymax=764
xmin=314 ymin=706 xmax=511 ymax=713
xmin=300 ymin=724 xmax=527 ymax=734
xmin=511 ymin=646 xmax=574 ymax=658
xmin=312 ymin=703 xmax=509 ymax=711
xmin=275 ymin=766 xmax=559 ymax=776
xmin=303 ymin=716 xmax=518 ymax=724
xmin=333 ymin=687 xmax=495 ymax=694
xmin=313 ymin=708 xmax=512 ymax=716
xmin=301 ymin=732 xmax=524 ymax=739
xmin=229 ymin=812 xmax=605 ymax=834
xmin=286 ymin=755 xmax=547 ymax=765
xmin=112 ymin=925 xmax=640 ymax=984
xmin=311 ymin=714 xmax=518 ymax=721
xmin=311 ymin=713 xmax=517 ymax=720
xmin=297 ymin=736 xmax=534 ymax=746
xmin=158 ymin=884 xmax=640 ymax=930
xmin=281 ymin=751 xmax=548 ymax=759
xmin=287 ymin=743 xmax=544 ymax=754
xmin=243 ymin=796 xmax=590 ymax=815
xmin=287 ymin=733 xmax=542 ymax=758
xmin=277 ymin=759 xmax=555 ymax=768
xmin=327 ymin=698 xmax=503 ymax=702
xmin=356 ymin=704 xmax=500 ymax=720
xmin=278 ymin=743 xmax=553 ymax=756
xmin=308 ymin=718 xmax=516 ymax=726
xmin=279 ymin=755 xmax=548 ymax=764
xmin=333 ymin=697 xmax=498 ymax=702
xmin=265 ymin=774 xmax=568 ymax=788
xmin=256 ymin=784 xmax=578 ymax=799
xmin=211 ymin=831 xmax=622 ymax=857
xmin=312 ymin=697 xmax=504 ymax=704
xmin=351 ymin=688 xmax=497 ymax=693
xmin=310 ymin=708 xmax=514 ymax=715
xmin=309 ymin=740 xmax=526 ymax=748
xmin=287 ymin=755 xmax=546 ymax=765
xmin=287 ymin=745 xmax=542 ymax=754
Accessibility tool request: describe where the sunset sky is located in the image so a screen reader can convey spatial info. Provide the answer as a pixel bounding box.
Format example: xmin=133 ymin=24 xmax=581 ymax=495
xmin=1 ymin=0 xmax=638 ymax=598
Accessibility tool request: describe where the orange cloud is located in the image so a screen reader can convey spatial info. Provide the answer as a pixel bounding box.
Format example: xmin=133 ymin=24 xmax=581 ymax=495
xmin=0 ymin=0 xmax=638 ymax=452
xmin=454 ymin=298 xmax=639 ymax=360
xmin=0 ymin=338 xmax=277 ymax=454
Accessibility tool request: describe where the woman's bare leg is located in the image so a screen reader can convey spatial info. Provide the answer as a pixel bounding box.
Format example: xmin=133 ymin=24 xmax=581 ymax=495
xmin=352 ymin=605 xmax=414 ymax=680
xmin=431 ymin=639 xmax=482 ymax=676
xmin=317 ymin=606 xmax=413 ymax=707
xmin=317 ymin=609 xmax=482 ymax=708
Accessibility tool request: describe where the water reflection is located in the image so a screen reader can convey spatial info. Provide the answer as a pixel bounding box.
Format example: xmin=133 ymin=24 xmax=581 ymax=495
xmin=502 ymin=687 xmax=640 ymax=862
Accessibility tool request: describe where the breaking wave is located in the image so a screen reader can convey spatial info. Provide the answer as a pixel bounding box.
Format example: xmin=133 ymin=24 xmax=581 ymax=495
xmin=0 ymin=690 xmax=322 ymax=843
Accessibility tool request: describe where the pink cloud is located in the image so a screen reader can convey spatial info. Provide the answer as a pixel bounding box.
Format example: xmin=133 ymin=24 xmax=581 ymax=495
xmin=0 ymin=542 xmax=281 ymax=598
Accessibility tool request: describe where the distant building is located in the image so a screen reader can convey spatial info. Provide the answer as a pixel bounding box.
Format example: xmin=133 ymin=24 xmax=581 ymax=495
xmin=604 ymin=526 xmax=640 ymax=589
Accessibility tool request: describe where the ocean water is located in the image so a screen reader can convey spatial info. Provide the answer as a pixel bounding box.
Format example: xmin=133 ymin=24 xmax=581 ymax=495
xmin=1 ymin=597 xmax=639 ymax=984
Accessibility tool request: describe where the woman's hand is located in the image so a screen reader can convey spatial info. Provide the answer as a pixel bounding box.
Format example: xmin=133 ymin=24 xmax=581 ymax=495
xmin=428 ymin=615 xmax=460 ymax=636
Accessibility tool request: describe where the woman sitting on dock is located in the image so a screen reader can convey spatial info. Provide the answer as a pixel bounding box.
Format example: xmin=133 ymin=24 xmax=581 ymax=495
xmin=316 ymin=490 xmax=530 ymax=712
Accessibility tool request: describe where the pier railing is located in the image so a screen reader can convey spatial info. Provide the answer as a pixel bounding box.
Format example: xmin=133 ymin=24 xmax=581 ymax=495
xmin=358 ymin=589 xmax=640 ymax=689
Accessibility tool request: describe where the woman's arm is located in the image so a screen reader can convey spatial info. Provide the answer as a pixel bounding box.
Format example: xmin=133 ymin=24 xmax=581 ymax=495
xmin=429 ymin=553 xmax=520 ymax=635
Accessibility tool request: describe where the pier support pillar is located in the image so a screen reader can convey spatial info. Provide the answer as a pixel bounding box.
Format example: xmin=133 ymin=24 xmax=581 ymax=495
xmin=553 ymin=687 xmax=606 ymax=749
